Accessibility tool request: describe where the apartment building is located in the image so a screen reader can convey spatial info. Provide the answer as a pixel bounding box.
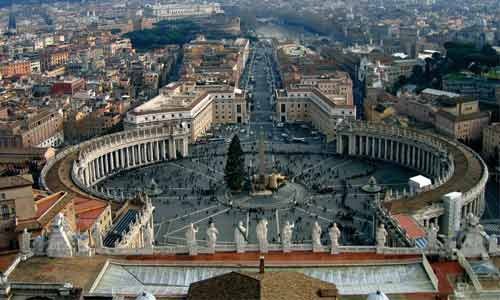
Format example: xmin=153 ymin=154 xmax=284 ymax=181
xmin=0 ymin=108 xmax=64 ymax=148
xmin=0 ymin=60 xmax=31 ymax=78
xmin=276 ymin=88 xmax=356 ymax=141
xmin=0 ymin=176 xmax=34 ymax=249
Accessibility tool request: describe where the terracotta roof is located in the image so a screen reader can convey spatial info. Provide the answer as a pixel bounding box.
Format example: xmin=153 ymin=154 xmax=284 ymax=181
xmin=393 ymin=214 xmax=426 ymax=239
xmin=0 ymin=175 xmax=32 ymax=189
xmin=74 ymin=197 xmax=108 ymax=232
xmin=34 ymin=192 xmax=65 ymax=219
xmin=16 ymin=191 xmax=69 ymax=232
xmin=0 ymin=253 xmax=19 ymax=273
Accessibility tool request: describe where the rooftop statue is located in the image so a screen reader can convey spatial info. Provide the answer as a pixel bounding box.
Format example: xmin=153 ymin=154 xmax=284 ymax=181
xmin=376 ymin=224 xmax=388 ymax=248
xmin=282 ymin=220 xmax=294 ymax=251
xmin=427 ymin=223 xmax=439 ymax=250
xmin=186 ymin=223 xmax=199 ymax=256
xmin=234 ymin=220 xmax=247 ymax=253
xmin=312 ymin=221 xmax=322 ymax=251
xmin=329 ymin=223 xmax=341 ymax=251
xmin=206 ymin=222 xmax=219 ymax=252
xmin=256 ymin=218 xmax=268 ymax=253
xmin=459 ymin=213 xmax=489 ymax=258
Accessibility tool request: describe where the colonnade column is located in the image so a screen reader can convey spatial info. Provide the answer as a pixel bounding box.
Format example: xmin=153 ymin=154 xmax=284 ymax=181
xmin=396 ymin=142 xmax=400 ymax=163
xmin=169 ymin=138 xmax=177 ymax=159
xmin=377 ymin=138 xmax=382 ymax=159
xmin=120 ymin=148 xmax=125 ymax=168
xmin=99 ymin=157 xmax=103 ymax=178
xmin=88 ymin=162 xmax=94 ymax=184
xmin=182 ymin=137 xmax=189 ymax=157
xmin=110 ymin=152 xmax=115 ymax=171
xmin=149 ymin=142 xmax=154 ymax=162
xmin=132 ymin=145 xmax=136 ymax=166
xmin=156 ymin=141 xmax=160 ymax=161
xmin=162 ymin=140 xmax=168 ymax=160
xmin=349 ymin=135 xmax=355 ymax=155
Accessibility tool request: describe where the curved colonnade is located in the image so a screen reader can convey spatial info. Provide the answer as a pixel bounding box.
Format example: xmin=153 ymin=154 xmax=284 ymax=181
xmin=68 ymin=126 xmax=190 ymax=201
xmin=40 ymin=121 xmax=489 ymax=250
xmin=336 ymin=121 xmax=489 ymax=228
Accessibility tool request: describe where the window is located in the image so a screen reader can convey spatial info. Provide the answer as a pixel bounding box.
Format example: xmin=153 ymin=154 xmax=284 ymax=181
xmin=281 ymin=104 xmax=286 ymax=113
xmin=236 ymin=104 xmax=241 ymax=113
xmin=1 ymin=205 xmax=9 ymax=219
xmin=0 ymin=193 xmax=5 ymax=200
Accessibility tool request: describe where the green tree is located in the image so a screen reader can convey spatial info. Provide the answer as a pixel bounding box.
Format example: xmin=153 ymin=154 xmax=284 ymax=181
xmin=224 ymin=135 xmax=245 ymax=191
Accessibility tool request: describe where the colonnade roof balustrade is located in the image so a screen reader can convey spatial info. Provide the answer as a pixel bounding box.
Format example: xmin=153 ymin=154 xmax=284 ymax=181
xmin=337 ymin=121 xmax=488 ymax=215
xmin=41 ymin=126 xmax=189 ymax=201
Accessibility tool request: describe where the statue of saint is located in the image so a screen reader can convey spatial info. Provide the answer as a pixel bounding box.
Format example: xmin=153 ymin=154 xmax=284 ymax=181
xmin=460 ymin=213 xmax=490 ymax=258
xmin=77 ymin=233 xmax=91 ymax=255
xmin=185 ymin=223 xmax=198 ymax=247
xmin=234 ymin=221 xmax=247 ymax=253
xmin=281 ymin=221 xmax=295 ymax=248
xmin=427 ymin=223 xmax=439 ymax=249
xmin=143 ymin=224 xmax=154 ymax=248
xmin=20 ymin=228 xmax=32 ymax=254
xmin=329 ymin=223 xmax=341 ymax=248
xmin=206 ymin=222 xmax=219 ymax=251
xmin=312 ymin=221 xmax=322 ymax=249
xmin=376 ymin=224 xmax=388 ymax=248
xmin=92 ymin=222 xmax=103 ymax=249
xmin=33 ymin=235 xmax=46 ymax=256
xmin=256 ymin=219 xmax=268 ymax=252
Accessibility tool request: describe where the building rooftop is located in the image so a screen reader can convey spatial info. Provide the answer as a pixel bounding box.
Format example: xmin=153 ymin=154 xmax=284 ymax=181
xmin=0 ymin=175 xmax=32 ymax=190
xmin=16 ymin=191 xmax=68 ymax=232
xmin=74 ymin=197 xmax=108 ymax=232
xmin=103 ymin=209 xmax=139 ymax=247
xmin=392 ymin=214 xmax=426 ymax=239
xmin=187 ymin=271 xmax=338 ymax=300
xmin=420 ymin=88 xmax=460 ymax=98
xmin=3 ymin=251 xmax=464 ymax=299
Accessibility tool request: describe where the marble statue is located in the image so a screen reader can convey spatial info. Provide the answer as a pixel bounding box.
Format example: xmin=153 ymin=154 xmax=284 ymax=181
xmin=329 ymin=223 xmax=341 ymax=254
xmin=234 ymin=221 xmax=247 ymax=253
xmin=76 ymin=233 xmax=92 ymax=256
xmin=427 ymin=223 xmax=439 ymax=250
xmin=460 ymin=213 xmax=489 ymax=258
xmin=143 ymin=224 xmax=153 ymax=249
xmin=312 ymin=221 xmax=322 ymax=252
xmin=256 ymin=219 xmax=268 ymax=253
xmin=281 ymin=221 xmax=294 ymax=252
xmin=185 ymin=223 xmax=198 ymax=255
xmin=33 ymin=235 xmax=46 ymax=256
xmin=92 ymin=222 xmax=103 ymax=249
xmin=20 ymin=228 xmax=32 ymax=255
xmin=376 ymin=224 xmax=388 ymax=248
xmin=47 ymin=213 xmax=74 ymax=258
xmin=206 ymin=222 xmax=219 ymax=253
